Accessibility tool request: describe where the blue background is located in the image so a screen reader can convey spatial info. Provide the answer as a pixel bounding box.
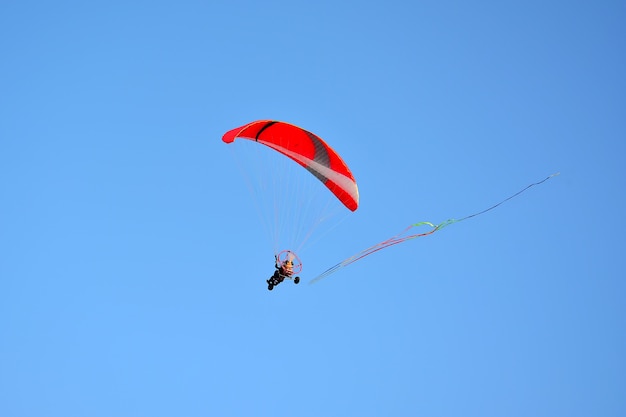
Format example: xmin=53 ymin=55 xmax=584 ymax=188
xmin=1 ymin=1 xmax=624 ymax=416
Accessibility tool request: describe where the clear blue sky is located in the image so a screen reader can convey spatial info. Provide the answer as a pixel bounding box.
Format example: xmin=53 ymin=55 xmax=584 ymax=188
xmin=1 ymin=1 xmax=624 ymax=416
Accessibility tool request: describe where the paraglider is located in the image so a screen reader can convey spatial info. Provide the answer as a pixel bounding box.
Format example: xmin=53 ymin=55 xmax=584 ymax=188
xmin=266 ymin=250 xmax=302 ymax=291
xmin=223 ymin=120 xmax=558 ymax=290
xmin=222 ymin=120 xmax=359 ymax=289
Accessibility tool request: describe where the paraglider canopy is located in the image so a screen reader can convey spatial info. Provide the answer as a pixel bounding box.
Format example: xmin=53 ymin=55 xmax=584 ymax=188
xmin=222 ymin=120 xmax=359 ymax=212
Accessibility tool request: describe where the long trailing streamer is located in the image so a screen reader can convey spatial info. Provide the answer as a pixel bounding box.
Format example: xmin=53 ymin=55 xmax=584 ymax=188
xmin=310 ymin=172 xmax=560 ymax=284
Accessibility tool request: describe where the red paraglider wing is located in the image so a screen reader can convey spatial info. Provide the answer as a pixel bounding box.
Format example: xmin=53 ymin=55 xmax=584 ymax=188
xmin=222 ymin=120 xmax=359 ymax=211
